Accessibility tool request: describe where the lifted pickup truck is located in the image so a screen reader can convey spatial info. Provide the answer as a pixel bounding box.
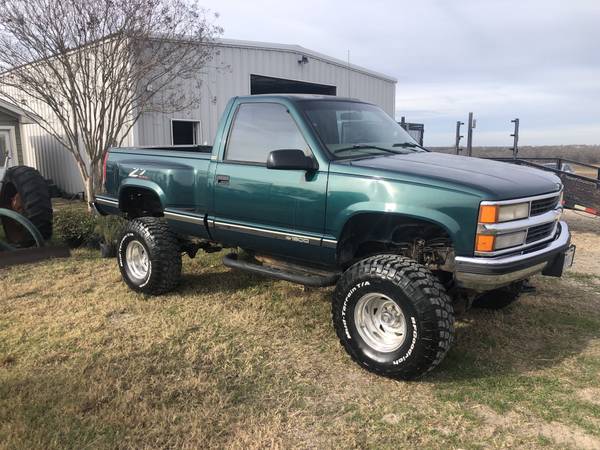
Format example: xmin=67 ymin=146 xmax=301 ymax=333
xmin=95 ymin=94 xmax=575 ymax=379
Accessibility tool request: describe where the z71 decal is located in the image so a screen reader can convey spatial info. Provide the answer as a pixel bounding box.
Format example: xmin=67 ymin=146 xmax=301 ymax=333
xmin=128 ymin=168 xmax=148 ymax=179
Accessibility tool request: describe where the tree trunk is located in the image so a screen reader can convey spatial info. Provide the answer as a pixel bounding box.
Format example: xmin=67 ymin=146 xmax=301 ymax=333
xmin=84 ymin=158 xmax=106 ymax=211
xmin=85 ymin=176 xmax=94 ymax=211
xmin=92 ymin=159 xmax=104 ymax=194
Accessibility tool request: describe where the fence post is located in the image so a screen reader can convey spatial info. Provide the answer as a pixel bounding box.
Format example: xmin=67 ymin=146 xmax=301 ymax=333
xmin=455 ymin=121 xmax=464 ymax=155
xmin=466 ymin=112 xmax=475 ymax=157
xmin=510 ymin=118 xmax=519 ymax=159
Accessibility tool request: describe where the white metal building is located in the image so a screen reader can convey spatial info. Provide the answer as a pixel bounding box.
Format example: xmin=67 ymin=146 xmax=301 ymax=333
xmin=5 ymin=38 xmax=397 ymax=194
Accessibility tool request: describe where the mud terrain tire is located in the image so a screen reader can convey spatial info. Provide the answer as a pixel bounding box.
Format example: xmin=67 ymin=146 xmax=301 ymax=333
xmin=118 ymin=217 xmax=181 ymax=295
xmin=332 ymin=254 xmax=455 ymax=379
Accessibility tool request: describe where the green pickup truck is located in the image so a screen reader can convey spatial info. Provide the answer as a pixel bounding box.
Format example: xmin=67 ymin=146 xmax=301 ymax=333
xmin=95 ymin=94 xmax=574 ymax=379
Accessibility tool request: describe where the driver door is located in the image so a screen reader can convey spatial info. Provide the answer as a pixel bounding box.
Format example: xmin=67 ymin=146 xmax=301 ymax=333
xmin=211 ymin=101 xmax=328 ymax=261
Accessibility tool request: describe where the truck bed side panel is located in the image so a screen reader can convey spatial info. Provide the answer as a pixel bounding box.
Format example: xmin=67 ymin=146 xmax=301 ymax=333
xmin=105 ymin=149 xmax=212 ymax=238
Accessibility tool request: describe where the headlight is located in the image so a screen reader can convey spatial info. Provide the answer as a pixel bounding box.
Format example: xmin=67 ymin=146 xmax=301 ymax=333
xmin=476 ymin=200 xmax=531 ymax=253
xmin=498 ymin=203 xmax=529 ymax=222
xmin=494 ymin=231 xmax=527 ymax=250
xmin=475 ymin=230 xmax=527 ymax=252
xmin=479 ymin=203 xmax=529 ymax=223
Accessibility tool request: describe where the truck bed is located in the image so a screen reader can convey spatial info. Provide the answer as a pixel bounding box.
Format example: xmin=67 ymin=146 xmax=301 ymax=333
xmin=113 ymin=145 xmax=213 ymax=153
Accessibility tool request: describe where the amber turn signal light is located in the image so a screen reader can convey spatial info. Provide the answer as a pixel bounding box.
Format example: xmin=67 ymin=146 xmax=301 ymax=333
xmin=475 ymin=234 xmax=495 ymax=252
xmin=478 ymin=205 xmax=498 ymax=224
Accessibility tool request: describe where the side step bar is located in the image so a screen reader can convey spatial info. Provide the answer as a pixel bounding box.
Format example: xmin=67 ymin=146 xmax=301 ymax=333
xmin=223 ymin=253 xmax=340 ymax=287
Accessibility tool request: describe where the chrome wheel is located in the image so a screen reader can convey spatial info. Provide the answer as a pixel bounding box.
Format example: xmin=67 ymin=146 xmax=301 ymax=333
xmin=125 ymin=240 xmax=149 ymax=281
xmin=354 ymin=293 xmax=407 ymax=352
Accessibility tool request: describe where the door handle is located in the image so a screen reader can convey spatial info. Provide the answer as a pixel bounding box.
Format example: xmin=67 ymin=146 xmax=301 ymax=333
xmin=216 ymin=175 xmax=230 ymax=185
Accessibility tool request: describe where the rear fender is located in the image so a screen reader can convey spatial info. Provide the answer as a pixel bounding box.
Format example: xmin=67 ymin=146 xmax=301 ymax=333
xmin=118 ymin=179 xmax=166 ymax=211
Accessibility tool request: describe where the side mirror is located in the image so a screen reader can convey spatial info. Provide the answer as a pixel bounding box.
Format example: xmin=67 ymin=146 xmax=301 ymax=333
xmin=267 ymin=149 xmax=317 ymax=171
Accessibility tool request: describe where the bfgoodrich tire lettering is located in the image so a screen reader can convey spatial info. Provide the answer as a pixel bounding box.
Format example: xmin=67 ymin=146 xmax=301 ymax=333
xmin=118 ymin=217 xmax=181 ymax=295
xmin=333 ymin=254 xmax=455 ymax=379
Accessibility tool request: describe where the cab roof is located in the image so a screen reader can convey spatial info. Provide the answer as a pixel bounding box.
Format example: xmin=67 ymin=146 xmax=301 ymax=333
xmin=235 ymin=94 xmax=370 ymax=104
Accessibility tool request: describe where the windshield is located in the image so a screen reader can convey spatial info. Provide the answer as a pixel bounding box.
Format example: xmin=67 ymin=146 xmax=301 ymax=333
xmin=300 ymin=100 xmax=424 ymax=159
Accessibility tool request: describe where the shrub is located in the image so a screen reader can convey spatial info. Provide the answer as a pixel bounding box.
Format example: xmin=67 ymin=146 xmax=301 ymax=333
xmin=94 ymin=215 xmax=126 ymax=257
xmin=94 ymin=215 xmax=126 ymax=245
xmin=53 ymin=207 xmax=97 ymax=248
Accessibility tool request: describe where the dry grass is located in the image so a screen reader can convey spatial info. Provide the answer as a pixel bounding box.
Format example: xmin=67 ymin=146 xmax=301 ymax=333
xmin=1 ymin=212 xmax=599 ymax=449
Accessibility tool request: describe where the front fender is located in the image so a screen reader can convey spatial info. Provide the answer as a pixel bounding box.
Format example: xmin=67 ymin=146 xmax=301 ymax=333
xmin=333 ymin=202 xmax=476 ymax=255
xmin=326 ymin=176 xmax=483 ymax=255
xmin=339 ymin=201 xmax=461 ymax=238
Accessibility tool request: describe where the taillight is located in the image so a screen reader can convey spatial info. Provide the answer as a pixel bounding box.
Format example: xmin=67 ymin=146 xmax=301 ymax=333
xmin=102 ymin=151 xmax=109 ymax=188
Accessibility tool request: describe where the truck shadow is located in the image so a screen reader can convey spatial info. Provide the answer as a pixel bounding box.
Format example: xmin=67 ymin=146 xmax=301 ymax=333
xmin=178 ymin=269 xmax=267 ymax=296
xmin=429 ymin=278 xmax=600 ymax=383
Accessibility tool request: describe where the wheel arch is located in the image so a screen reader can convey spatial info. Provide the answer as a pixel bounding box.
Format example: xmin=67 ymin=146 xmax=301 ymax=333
xmin=336 ymin=211 xmax=456 ymax=268
xmin=118 ymin=181 xmax=165 ymax=218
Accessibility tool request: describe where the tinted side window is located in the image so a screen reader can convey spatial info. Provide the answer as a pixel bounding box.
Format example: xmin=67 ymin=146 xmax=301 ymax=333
xmin=225 ymin=103 xmax=310 ymax=164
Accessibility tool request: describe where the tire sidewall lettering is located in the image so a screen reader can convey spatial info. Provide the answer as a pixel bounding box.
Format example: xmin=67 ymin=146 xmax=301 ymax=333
xmin=392 ymin=317 xmax=418 ymax=365
xmin=342 ymin=278 xmax=420 ymax=366
xmin=118 ymin=231 xmax=151 ymax=288
xmin=342 ymin=281 xmax=370 ymax=339
xmin=118 ymin=232 xmax=134 ymax=268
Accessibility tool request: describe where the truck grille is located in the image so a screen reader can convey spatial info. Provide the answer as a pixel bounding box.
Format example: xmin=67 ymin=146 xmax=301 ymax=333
xmin=530 ymin=195 xmax=559 ymax=216
xmin=526 ymin=222 xmax=555 ymax=243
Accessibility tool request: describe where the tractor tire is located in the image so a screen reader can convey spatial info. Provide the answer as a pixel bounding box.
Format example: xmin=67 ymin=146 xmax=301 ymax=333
xmin=0 ymin=166 xmax=52 ymax=246
xmin=332 ymin=254 xmax=455 ymax=379
xmin=472 ymin=282 xmax=523 ymax=310
xmin=118 ymin=217 xmax=181 ymax=295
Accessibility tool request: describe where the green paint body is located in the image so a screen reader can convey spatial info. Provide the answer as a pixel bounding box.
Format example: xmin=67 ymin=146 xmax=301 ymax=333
xmin=103 ymin=95 xmax=561 ymax=267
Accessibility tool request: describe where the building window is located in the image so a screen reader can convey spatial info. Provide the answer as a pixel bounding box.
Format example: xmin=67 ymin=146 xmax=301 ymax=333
xmin=250 ymin=74 xmax=336 ymax=96
xmin=171 ymin=120 xmax=200 ymax=146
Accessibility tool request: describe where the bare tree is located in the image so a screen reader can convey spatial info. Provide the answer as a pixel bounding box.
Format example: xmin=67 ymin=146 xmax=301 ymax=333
xmin=0 ymin=0 xmax=221 ymax=204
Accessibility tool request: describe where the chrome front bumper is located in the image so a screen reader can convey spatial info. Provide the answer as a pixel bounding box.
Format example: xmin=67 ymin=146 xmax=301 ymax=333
xmin=455 ymin=221 xmax=572 ymax=291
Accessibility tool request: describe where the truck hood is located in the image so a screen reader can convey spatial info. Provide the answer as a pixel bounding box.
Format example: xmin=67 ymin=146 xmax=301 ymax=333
xmin=338 ymin=152 xmax=562 ymax=200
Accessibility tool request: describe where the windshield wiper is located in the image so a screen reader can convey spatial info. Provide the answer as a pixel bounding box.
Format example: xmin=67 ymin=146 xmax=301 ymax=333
xmin=392 ymin=142 xmax=428 ymax=152
xmin=333 ymin=144 xmax=403 ymax=155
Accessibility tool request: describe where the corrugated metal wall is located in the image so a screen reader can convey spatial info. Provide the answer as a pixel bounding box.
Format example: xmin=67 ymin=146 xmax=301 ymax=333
xmin=10 ymin=41 xmax=396 ymax=193
xmin=2 ymin=84 xmax=86 ymax=193
xmin=9 ymin=88 xmax=132 ymax=195
xmin=20 ymin=122 xmax=85 ymax=194
xmin=136 ymin=42 xmax=397 ymax=146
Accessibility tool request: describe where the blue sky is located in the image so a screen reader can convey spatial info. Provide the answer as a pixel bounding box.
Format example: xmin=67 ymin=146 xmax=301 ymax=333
xmin=200 ymin=0 xmax=600 ymax=146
